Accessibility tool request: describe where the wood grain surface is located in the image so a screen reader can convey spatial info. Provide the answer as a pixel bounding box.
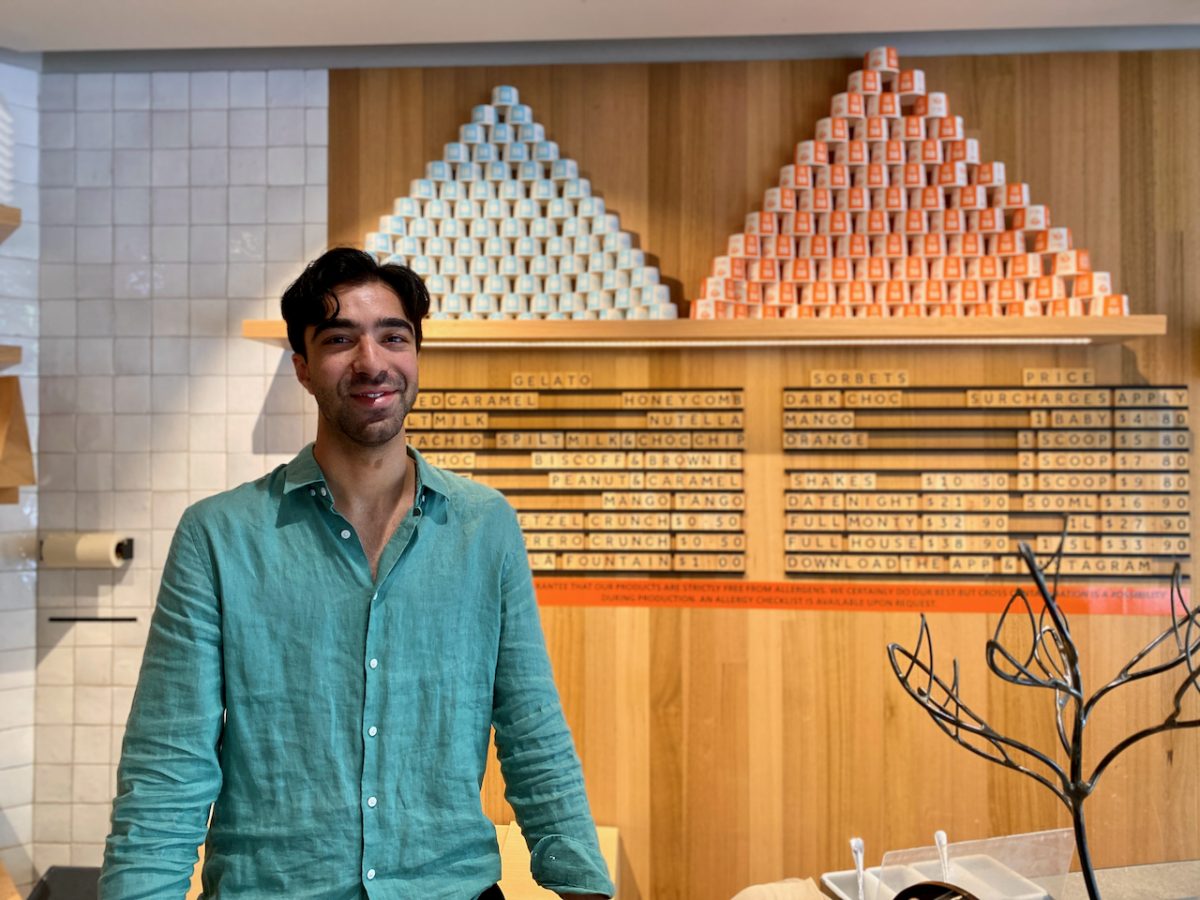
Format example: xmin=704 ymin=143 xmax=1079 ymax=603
xmin=328 ymin=51 xmax=1200 ymax=900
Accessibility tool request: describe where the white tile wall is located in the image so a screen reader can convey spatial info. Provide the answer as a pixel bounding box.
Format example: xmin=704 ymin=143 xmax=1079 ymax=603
xmin=34 ymin=67 xmax=326 ymax=880
xmin=0 ymin=58 xmax=39 ymax=896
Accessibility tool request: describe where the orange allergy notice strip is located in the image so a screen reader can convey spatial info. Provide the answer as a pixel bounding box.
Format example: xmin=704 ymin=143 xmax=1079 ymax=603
xmin=533 ymin=578 xmax=1186 ymax=616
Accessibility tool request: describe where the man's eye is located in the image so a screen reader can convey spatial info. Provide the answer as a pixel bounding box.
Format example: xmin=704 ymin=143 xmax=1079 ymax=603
xmin=385 ymin=334 xmax=409 ymax=343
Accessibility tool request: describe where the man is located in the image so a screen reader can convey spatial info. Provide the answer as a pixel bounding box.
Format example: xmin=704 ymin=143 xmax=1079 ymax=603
xmin=100 ymin=247 xmax=614 ymax=900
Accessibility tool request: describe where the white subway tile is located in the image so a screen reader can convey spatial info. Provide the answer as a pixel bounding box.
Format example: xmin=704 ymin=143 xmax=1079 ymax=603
xmin=74 ymin=648 xmax=112 ymax=687
xmin=229 ymin=147 xmax=266 ymax=185
xmin=112 ymin=269 xmax=152 ymax=303
xmin=150 ymin=72 xmax=189 ymax=110
xmin=113 ymin=226 xmax=150 ymax=264
xmin=150 ymin=225 xmax=188 ymax=263
xmin=74 ymin=339 xmax=112 ymax=381
xmin=75 ymin=226 xmax=114 ymax=265
xmin=75 ymin=414 xmax=115 ymax=452
xmin=33 ymin=803 xmax=71 ymax=843
xmin=188 ymin=298 xmax=227 ymax=335
xmin=112 ymin=453 xmax=151 ymax=492
xmin=112 ymin=492 xmax=151 ymax=532
xmin=151 ymin=338 xmax=189 ymax=376
xmin=267 ymin=108 xmax=304 ymax=146
xmin=187 ymin=224 xmax=226 ymax=263
xmin=225 ymin=263 xmax=264 ymax=300
xmin=113 ymin=375 xmax=151 ymax=413
xmin=74 ymin=452 xmax=114 ymax=491
xmin=266 ymin=185 xmax=303 ymax=224
xmin=228 ymin=108 xmax=266 ymax=148
xmin=40 ymin=149 xmax=75 ymax=187
xmin=150 ymin=187 xmax=189 ymax=224
xmin=76 ymin=376 xmax=115 ymax=414
xmin=76 ymin=188 xmax=114 ymax=226
xmin=35 ymin=765 xmax=72 ymax=803
xmin=188 ymin=337 xmax=225 ymax=376
xmin=305 ymin=146 xmax=327 ymax=186
xmin=189 ymin=453 xmax=226 ymax=491
xmin=112 ymin=149 xmax=150 ymax=188
xmin=77 ymin=73 xmax=114 ymax=111
xmin=188 ymin=263 xmax=227 ymax=298
xmin=76 ymin=111 xmax=114 ymax=150
xmin=150 ymin=263 xmax=189 ymax=300
xmin=73 ymin=726 xmax=112 ymax=764
xmin=150 ymin=375 xmax=189 ymax=414
xmin=76 ymin=150 xmax=114 ymax=188
xmin=266 ymin=146 xmax=304 ymax=186
xmin=305 ymin=108 xmax=327 ymax=147
xmin=112 ymin=415 xmax=151 ymax=452
xmin=188 ymin=414 xmax=226 ymax=453
xmin=190 ymin=148 xmax=228 ymax=187
xmin=265 ymin=224 xmax=302 ymax=262
xmin=40 ymin=300 xmax=76 ymax=338
xmin=228 ymin=185 xmax=266 ymax=223
xmin=40 ymin=112 xmax=75 ymax=150
xmin=70 ymin=802 xmax=110 ymax=843
xmin=112 ymin=188 xmax=151 ymax=226
xmin=40 ymin=188 xmax=77 ymax=226
xmin=266 ymin=70 xmax=306 ymax=108
xmin=35 ymin=686 xmax=73 ymax=725
xmin=70 ymin=764 xmax=112 ymax=804
xmin=113 ymin=110 xmax=151 ymax=149
xmin=190 ymin=110 xmax=228 ymax=149
xmin=113 ymin=73 xmax=151 ymax=111
xmin=304 ymin=69 xmax=328 ymax=107
xmin=76 ymin=263 xmax=115 ymax=300
xmin=189 ymin=71 xmax=228 ymax=110
xmin=40 ymin=74 xmax=76 ymax=111
xmin=228 ymin=71 xmax=265 ymax=108
xmin=188 ymin=375 xmax=226 ymax=414
xmin=77 ymin=299 xmax=116 ymax=336
xmin=150 ymin=110 xmax=188 ymax=149
xmin=39 ymin=226 xmax=74 ymax=264
xmin=150 ymin=452 xmax=188 ymax=491
xmin=150 ymin=149 xmax=188 ymax=187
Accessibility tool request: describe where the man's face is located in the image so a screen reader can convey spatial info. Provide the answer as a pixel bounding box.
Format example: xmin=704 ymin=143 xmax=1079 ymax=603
xmin=292 ymin=279 xmax=419 ymax=449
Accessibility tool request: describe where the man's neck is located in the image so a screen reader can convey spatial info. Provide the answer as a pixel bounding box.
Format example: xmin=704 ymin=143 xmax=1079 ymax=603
xmin=311 ymin=426 xmax=412 ymax=513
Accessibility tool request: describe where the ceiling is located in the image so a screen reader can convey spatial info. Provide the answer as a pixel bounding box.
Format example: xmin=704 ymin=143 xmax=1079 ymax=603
xmin=2 ymin=0 xmax=1199 ymax=53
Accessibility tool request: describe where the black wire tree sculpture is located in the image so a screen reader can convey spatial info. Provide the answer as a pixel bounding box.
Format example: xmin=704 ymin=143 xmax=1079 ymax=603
xmin=887 ymin=537 xmax=1200 ymax=900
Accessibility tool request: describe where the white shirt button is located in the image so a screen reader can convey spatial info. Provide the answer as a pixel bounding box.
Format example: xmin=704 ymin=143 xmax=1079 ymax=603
xmin=366 ymin=868 xmax=375 ymax=880
xmin=367 ymin=796 xmax=377 ymax=808
xmin=369 ymin=658 xmax=378 ymax=669
xmin=309 ymin=488 xmax=315 ymax=496
xmin=368 ymin=726 xmax=377 ymax=737
xmin=320 ymin=487 xmax=327 ymax=496
xmin=340 ymin=529 xmax=351 ymax=539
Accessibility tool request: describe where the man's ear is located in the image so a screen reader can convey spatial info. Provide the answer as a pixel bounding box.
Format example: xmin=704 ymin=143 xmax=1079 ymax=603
xmin=292 ymin=352 xmax=313 ymax=395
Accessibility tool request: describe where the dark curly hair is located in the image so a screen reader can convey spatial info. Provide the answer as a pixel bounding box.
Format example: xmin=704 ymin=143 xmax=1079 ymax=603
xmin=281 ymin=247 xmax=431 ymax=357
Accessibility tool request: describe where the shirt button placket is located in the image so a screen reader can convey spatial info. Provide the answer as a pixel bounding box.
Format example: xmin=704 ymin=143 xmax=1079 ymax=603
xmin=362 ymin=589 xmax=381 ymax=889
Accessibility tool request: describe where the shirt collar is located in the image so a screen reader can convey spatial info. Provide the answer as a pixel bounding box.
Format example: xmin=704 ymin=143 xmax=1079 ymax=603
xmin=282 ymin=442 xmax=450 ymax=503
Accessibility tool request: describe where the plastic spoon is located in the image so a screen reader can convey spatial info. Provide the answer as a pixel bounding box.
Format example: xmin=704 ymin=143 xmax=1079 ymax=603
xmin=850 ymin=837 xmax=865 ymax=900
xmin=934 ymin=830 xmax=950 ymax=883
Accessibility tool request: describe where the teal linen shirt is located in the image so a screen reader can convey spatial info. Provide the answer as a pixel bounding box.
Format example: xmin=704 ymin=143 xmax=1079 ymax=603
xmin=100 ymin=445 xmax=614 ymax=900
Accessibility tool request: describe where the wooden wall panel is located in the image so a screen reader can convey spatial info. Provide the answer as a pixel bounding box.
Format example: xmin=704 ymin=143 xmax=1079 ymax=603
xmin=329 ymin=51 xmax=1200 ymax=899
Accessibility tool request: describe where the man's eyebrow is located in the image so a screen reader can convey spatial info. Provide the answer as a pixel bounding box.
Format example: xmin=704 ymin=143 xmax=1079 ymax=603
xmin=311 ymin=317 xmax=355 ymax=337
xmin=378 ymin=317 xmax=414 ymax=334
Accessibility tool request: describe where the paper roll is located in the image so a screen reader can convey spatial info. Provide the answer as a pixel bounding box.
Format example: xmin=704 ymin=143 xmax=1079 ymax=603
xmin=41 ymin=532 xmax=132 ymax=569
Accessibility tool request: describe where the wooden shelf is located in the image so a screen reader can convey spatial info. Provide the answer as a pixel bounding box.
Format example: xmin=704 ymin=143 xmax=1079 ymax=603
xmin=243 ymin=315 xmax=1166 ymax=350
xmin=0 ymin=345 xmax=21 ymax=370
xmin=0 ymin=205 xmax=20 ymax=246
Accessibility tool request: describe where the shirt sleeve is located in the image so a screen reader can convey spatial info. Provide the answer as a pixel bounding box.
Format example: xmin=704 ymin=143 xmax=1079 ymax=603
xmin=99 ymin=509 xmax=225 ymax=900
xmin=490 ymin=505 xmax=616 ymax=898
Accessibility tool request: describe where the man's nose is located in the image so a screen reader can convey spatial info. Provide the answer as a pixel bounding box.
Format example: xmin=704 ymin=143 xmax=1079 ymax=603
xmin=351 ymin=336 xmax=386 ymax=375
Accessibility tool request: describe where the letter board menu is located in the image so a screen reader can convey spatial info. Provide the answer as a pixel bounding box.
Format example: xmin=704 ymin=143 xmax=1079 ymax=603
xmin=408 ymin=375 xmax=746 ymax=575
xmin=783 ymin=370 xmax=1190 ymax=578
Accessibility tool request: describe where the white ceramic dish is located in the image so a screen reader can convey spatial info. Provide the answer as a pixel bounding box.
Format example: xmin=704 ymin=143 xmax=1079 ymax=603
xmin=821 ymin=856 xmax=1052 ymax=900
